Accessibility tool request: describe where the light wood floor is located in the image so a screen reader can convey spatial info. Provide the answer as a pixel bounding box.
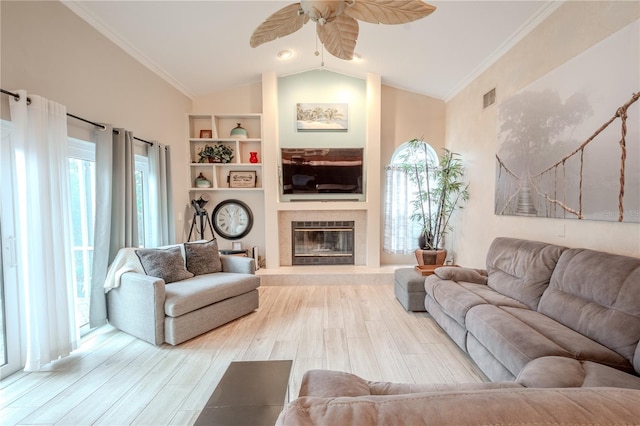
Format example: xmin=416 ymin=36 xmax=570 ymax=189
xmin=1 ymin=285 xmax=487 ymax=425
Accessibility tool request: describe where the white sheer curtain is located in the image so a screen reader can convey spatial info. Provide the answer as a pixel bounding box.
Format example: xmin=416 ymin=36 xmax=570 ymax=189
xmin=148 ymin=143 xmax=175 ymax=247
xmin=9 ymin=90 xmax=79 ymax=371
xmin=89 ymin=128 xmax=139 ymax=327
xmin=384 ymin=140 xmax=439 ymax=254
xmin=383 ymin=165 xmax=421 ymax=254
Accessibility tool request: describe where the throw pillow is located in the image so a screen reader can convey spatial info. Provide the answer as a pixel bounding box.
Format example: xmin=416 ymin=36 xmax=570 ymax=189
xmin=434 ymin=266 xmax=488 ymax=285
xmin=136 ymin=246 xmax=194 ymax=283
xmin=184 ymin=239 xmax=222 ymax=276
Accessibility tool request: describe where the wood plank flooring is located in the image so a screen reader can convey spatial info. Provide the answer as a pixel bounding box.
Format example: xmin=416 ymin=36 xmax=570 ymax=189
xmin=1 ymin=285 xmax=487 ymax=425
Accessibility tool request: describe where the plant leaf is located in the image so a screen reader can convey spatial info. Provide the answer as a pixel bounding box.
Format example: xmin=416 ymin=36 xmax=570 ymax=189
xmin=344 ymin=0 xmax=436 ymax=25
xmin=250 ymin=3 xmax=309 ymax=48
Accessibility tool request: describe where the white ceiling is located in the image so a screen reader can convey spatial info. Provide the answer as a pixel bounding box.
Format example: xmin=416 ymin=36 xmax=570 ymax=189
xmin=65 ymin=1 xmax=559 ymax=100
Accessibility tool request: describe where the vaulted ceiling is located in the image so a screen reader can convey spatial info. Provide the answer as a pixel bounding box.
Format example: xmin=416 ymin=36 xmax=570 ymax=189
xmin=65 ymin=1 xmax=558 ymax=100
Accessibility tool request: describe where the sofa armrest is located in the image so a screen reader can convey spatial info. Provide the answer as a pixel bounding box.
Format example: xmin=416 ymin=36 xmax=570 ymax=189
xmin=299 ymin=370 xmax=522 ymax=398
xmin=220 ymin=255 xmax=255 ymax=274
xmin=277 ymin=388 xmax=640 ymax=425
xmin=434 ymin=266 xmax=488 ymax=284
xmin=106 ymin=272 xmax=166 ymax=345
xmin=517 ymin=356 xmax=640 ymax=389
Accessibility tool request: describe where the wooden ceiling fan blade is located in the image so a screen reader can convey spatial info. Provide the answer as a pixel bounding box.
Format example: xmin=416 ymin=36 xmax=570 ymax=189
xmin=250 ymin=3 xmax=309 ymax=48
xmin=317 ymin=15 xmax=359 ymax=60
xmin=344 ymin=0 xmax=436 ymax=25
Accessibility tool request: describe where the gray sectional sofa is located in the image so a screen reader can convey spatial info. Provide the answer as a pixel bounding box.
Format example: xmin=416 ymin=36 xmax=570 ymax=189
xmin=276 ymin=237 xmax=640 ymax=424
xmin=276 ymin=370 xmax=640 ymax=425
xmin=106 ymin=240 xmax=260 ymax=345
xmin=424 ymin=237 xmax=640 ymax=386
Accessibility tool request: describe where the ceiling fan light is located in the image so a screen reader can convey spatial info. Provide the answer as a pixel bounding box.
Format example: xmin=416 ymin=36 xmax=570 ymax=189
xmin=252 ymin=1 xmax=436 ymax=61
xmin=277 ymin=49 xmax=293 ymax=60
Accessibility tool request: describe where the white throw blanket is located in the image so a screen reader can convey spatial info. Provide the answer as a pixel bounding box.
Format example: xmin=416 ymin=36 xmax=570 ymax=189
xmin=103 ymin=247 xmax=145 ymax=292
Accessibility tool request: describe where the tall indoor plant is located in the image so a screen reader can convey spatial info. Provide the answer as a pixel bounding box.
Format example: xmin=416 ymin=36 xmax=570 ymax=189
xmin=400 ymin=139 xmax=469 ymax=265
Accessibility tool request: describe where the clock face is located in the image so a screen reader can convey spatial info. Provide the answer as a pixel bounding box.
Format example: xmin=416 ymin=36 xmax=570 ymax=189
xmin=212 ymin=199 xmax=253 ymax=240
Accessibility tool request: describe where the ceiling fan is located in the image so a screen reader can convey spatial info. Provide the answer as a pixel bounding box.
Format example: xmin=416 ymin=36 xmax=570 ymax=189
xmin=250 ymin=0 xmax=436 ymax=60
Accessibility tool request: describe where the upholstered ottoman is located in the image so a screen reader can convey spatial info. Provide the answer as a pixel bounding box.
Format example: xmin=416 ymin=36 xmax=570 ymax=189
xmin=394 ymin=267 xmax=427 ymax=312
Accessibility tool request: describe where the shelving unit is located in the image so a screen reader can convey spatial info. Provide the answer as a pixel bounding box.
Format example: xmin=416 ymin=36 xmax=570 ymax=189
xmin=187 ymin=114 xmax=263 ymax=191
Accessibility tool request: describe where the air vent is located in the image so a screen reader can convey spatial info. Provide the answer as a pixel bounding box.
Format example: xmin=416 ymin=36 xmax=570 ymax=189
xmin=483 ymin=88 xmax=496 ymax=109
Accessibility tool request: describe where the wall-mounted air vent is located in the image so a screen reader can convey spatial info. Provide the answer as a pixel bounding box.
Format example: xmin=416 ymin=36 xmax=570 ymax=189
xmin=483 ymin=88 xmax=496 ymax=109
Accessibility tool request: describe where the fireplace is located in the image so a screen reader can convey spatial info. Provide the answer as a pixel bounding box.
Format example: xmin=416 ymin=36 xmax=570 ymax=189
xmin=291 ymin=221 xmax=354 ymax=265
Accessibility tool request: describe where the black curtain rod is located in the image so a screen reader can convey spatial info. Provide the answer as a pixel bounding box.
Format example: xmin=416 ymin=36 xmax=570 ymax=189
xmin=2 ymin=88 xmax=153 ymax=146
xmin=134 ymin=136 xmax=154 ymax=146
xmin=112 ymin=129 xmax=154 ymax=146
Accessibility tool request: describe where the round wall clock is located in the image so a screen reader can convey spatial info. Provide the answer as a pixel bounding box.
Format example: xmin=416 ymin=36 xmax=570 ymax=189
xmin=212 ymin=199 xmax=253 ymax=240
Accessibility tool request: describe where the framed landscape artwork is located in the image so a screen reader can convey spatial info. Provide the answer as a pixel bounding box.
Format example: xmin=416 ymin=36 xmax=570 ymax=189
xmin=296 ymin=103 xmax=348 ymax=131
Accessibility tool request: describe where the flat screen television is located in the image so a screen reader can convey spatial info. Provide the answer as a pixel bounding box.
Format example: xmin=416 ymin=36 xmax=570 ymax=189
xmin=280 ymin=148 xmax=364 ymax=199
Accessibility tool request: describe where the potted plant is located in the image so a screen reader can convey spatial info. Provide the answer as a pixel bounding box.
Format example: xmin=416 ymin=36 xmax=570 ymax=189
xmin=198 ymin=144 xmax=215 ymax=163
xmin=211 ymin=144 xmax=234 ymax=163
xmin=198 ymin=144 xmax=234 ymax=163
xmin=400 ymin=138 xmax=469 ymax=266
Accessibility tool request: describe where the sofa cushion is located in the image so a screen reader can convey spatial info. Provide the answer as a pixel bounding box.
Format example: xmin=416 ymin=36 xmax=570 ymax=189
xmin=538 ymin=248 xmax=640 ymax=371
xmin=486 ymin=237 xmax=566 ymax=310
xmin=424 ymin=276 xmax=528 ymax=327
xmin=466 ymin=304 xmax=572 ymax=376
xmin=466 ymin=304 xmax=633 ymax=377
xmin=164 ymin=272 xmax=260 ymax=317
xmin=424 ymin=294 xmax=468 ymax=350
xmin=517 ymin=356 xmax=640 ymax=389
xmin=501 ymin=306 xmax=633 ymax=373
xmin=434 ymin=266 xmax=487 ymax=284
xmin=184 ymin=239 xmax=222 ymax=275
xmin=136 ymin=246 xmax=194 ymax=283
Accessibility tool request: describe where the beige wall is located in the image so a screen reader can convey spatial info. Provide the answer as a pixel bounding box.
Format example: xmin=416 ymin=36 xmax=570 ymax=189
xmin=1 ymin=0 xmax=192 ymax=242
xmin=192 ymin=83 xmax=262 ymax=114
xmin=446 ymin=1 xmax=640 ymax=268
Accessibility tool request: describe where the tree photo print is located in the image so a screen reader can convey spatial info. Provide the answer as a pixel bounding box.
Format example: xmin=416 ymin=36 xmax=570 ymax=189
xmin=495 ymin=21 xmax=639 ymax=223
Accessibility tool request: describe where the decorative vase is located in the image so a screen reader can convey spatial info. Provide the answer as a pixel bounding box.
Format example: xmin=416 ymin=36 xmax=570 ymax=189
xmin=194 ymin=172 xmax=211 ymax=188
xmin=249 ymin=152 xmax=259 ymax=163
xmin=415 ymin=248 xmax=447 ymax=266
xmin=230 ymin=123 xmax=248 ymax=139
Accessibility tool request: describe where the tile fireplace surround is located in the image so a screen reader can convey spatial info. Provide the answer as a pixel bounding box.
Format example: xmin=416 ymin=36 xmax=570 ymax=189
xmin=278 ymin=210 xmax=367 ymax=266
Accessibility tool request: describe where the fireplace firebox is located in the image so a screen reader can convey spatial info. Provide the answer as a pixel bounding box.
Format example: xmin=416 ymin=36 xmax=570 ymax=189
xmin=291 ymin=221 xmax=354 ymax=265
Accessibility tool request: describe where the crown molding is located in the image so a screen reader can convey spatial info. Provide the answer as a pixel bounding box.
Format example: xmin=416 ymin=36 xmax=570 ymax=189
xmin=443 ymin=1 xmax=564 ymax=103
xmin=62 ymin=0 xmax=194 ymax=100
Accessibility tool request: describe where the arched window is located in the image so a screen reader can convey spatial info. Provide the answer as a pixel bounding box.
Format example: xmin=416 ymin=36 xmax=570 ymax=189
xmin=383 ymin=140 xmax=439 ymax=254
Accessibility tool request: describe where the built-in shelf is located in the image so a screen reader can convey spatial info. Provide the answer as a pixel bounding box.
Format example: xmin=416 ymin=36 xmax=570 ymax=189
xmin=186 ymin=114 xmax=263 ymax=191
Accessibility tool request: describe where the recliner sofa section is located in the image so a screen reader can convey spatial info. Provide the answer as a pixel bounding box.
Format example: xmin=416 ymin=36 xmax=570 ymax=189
xmin=424 ymin=237 xmax=640 ymax=386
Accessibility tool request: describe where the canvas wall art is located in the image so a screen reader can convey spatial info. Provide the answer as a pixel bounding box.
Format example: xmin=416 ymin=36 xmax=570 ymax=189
xmin=495 ymin=20 xmax=639 ymax=222
xmin=296 ymin=103 xmax=348 ymax=131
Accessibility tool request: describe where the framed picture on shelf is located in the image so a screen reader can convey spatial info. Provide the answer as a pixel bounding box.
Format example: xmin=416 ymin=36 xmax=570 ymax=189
xmin=199 ymin=129 xmax=213 ymax=138
xmin=228 ymin=170 xmax=257 ymax=188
